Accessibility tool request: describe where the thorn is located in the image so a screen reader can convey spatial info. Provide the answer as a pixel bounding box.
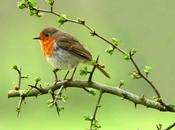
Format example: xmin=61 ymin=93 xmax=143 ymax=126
xmin=140 ymin=95 xmax=145 ymax=101
xmin=53 ymin=68 xmax=60 ymax=83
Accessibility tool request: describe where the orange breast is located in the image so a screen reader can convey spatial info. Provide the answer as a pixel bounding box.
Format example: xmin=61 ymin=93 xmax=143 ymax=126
xmin=41 ymin=38 xmax=55 ymax=57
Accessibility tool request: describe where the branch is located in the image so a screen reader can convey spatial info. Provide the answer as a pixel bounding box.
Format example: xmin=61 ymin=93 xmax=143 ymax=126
xmin=8 ymin=80 xmax=175 ymax=112
xmin=90 ymin=91 xmax=103 ymax=129
xmin=164 ymin=122 xmax=175 ymax=130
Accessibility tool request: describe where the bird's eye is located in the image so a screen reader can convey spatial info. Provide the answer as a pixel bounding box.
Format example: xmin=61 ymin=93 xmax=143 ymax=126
xmin=45 ymin=33 xmax=49 ymax=37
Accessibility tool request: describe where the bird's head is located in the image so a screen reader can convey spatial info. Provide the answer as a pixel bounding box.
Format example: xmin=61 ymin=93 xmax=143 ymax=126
xmin=33 ymin=27 xmax=60 ymax=57
xmin=33 ymin=27 xmax=59 ymax=42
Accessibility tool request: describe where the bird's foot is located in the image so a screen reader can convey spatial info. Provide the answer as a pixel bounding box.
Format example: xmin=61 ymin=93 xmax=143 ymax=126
xmin=53 ymin=68 xmax=61 ymax=84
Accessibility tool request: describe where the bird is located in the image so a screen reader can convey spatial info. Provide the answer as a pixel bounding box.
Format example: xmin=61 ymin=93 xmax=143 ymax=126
xmin=33 ymin=27 xmax=110 ymax=80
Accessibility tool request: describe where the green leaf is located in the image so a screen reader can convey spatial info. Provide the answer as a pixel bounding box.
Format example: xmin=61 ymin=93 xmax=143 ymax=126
xmin=130 ymin=72 xmax=140 ymax=79
xmin=29 ymin=8 xmax=38 ymax=16
xmin=119 ymin=80 xmax=125 ymax=87
xmin=48 ymin=89 xmax=53 ymax=94
xmin=47 ymin=99 xmax=54 ymax=108
xmin=112 ymin=37 xmax=121 ymax=45
xmin=84 ymin=115 xmax=92 ymax=121
xmin=59 ymin=106 xmax=64 ymax=111
xmin=36 ymin=12 xmax=43 ymax=17
xmin=28 ymin=0 xmax=37 ymax=7
xmin=92 ymin=119 xmax=101 ymax=129
xmin=17 ymin=0 xmax=27 ymax=9
xmin=48 ymin=103 xmax=54 ymax=108
xmin=12 ymin=65 xmax=18 ymax=70
xmin=61 ymin=95 xmax=68 ymax=102
xmin=130 ymin=48 xmax=137 ymax=56
xmin=123 ymin=53 xmax=130 ymax=60
xmin=45 ymin=0 xmax=54 ymax=6
xmin=105 ymin=46 xmax=114 ymax=55
xmin=144 ymin=65 xmax=152 ymax=73
xmin=80 ymin=66 xmax=89 ymax=76
xmin=57 ymin=15 xmax=68 ymax=26
xmin=22 ymin=74 xmax=29 ymax=79
xmin=17 ymin=0 xmax=37 ymax=10
xmin=77 ymin=18 xmax=85 ymax=24
xmin=91 ymin=60 xmax=96 ymax=66
xmin=35 ymin=77 xmax=41 ymax=83
xmin=88 ymin=89 xmax=96 ymax=96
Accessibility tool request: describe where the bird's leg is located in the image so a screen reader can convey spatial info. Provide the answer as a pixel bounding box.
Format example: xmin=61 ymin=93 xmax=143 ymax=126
xmin=64 ymin=70 xmax=70 ymax=80
xmin=69 ymin=66 xmax=77 ymax=81
xmin=53 ymin=68 xmax=60 ymax=84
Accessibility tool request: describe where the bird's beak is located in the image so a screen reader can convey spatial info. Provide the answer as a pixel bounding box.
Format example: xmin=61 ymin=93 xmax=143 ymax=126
xmin=33 ymin=37 xmax=40 ymax=40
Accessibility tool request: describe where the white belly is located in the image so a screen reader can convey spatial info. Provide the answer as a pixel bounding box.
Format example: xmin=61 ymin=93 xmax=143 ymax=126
xmin=46 ymin=48 xmax=85 ymax=70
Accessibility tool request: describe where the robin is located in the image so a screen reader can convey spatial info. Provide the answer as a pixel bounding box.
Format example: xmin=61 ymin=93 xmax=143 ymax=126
xmin=33 ymin=27 xmax=110 ymax=80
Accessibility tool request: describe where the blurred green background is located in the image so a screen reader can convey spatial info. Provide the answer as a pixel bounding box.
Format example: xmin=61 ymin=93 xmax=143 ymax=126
xmin=1 ymin=0 xmax=175 ymax=130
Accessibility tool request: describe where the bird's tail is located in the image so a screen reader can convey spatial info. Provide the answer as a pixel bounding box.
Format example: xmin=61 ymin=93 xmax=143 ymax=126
xmin=96 ymin=64 xmax=111 ymax=79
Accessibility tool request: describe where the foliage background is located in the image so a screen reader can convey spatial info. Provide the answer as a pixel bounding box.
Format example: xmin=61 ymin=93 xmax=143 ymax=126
xmin=1 ymin=0 xmax=175 ymax=130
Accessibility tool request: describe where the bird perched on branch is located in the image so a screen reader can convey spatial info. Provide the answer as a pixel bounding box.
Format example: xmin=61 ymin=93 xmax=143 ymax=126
xmin=33 ymin=27 xmax=110 ymax=80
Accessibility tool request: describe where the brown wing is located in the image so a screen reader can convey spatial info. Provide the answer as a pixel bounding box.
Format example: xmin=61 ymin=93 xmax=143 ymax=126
xmin=55 ymin=33 xmax=92 ymax=61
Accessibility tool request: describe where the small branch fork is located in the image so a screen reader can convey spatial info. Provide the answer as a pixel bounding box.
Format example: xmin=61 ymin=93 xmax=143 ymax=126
xmin=12 ymin=65 xmax=28 ymax=117
xmin=163 ymin=122 xmax=175 ymax=130
xmin=89 ymin=90 xmax=103 ymax=130
xmin=128 ymin=51 xmax=166 ymax=106
xmin=156 ymin=122 xmax=175 ymax=130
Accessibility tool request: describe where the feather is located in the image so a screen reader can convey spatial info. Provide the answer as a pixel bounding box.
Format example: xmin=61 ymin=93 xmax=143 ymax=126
xmin=55 ymin=32 xmax=92 ymax=61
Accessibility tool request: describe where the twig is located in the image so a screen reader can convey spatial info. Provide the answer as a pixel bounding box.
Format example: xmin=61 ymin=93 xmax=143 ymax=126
xmin=28 ymin=77 xmax=43 ymax=93
xmin=17 ymin=66 xmax=22 ymax=89
xmin=70 ymin=66 xmax=77 ymax=80
xmin=88 ymin=56 xmax=99 ymax=82
xmin=50 ymin=1 xmax=54 ymax=12
xmin=53 ymin=85 xmax=64 ymax=105
xmin=16 ymin=95 xmax=25 ymax=117
xmin=51 ymin=93 xmax=60 ymax=116
xmin=12 ymin=66 xmax=26 ymax=116
xmin=163 ymin=122 xmax=175 ymax=130
xmin=156 ymin=124 xmax=162 ymax=130
xmin=90 ymin=90 xmax=103 ymax=130
xmin=53 ymin=68 xmax=60 ymax=83
xmin=13 ymin=66 xmax=22 ymax=90
xmin=64 ymin=70 xmax=70 ymax=80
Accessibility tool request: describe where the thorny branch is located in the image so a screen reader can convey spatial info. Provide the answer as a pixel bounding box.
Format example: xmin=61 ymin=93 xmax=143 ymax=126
xmin=163 ymin=122 xmax=175 ymax=130
xmin=129 ymin=52 xmax=165 ymax=106
xmin=8 ymin=80 xmax=175 ymax=112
